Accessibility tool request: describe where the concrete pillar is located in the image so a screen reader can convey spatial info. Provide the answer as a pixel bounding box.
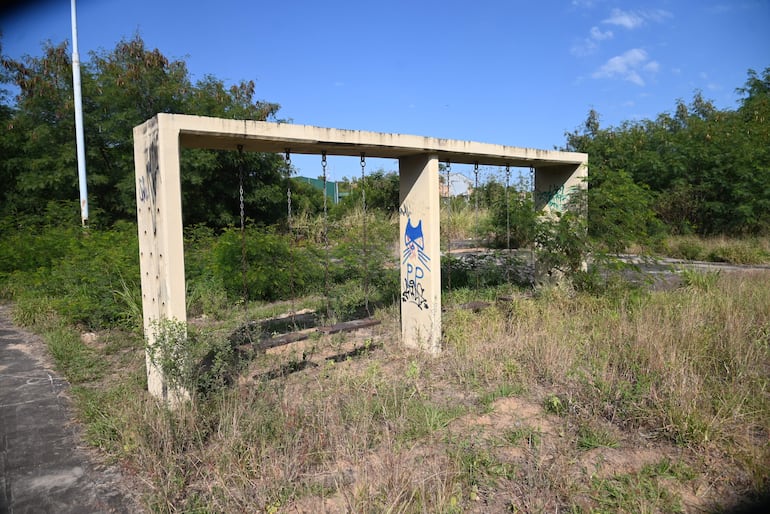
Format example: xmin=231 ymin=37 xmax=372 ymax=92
xmin=398 ymin=154 xmax=442 ymax=354
xmin=533 ymin=162 xmax=587 ymax=214
xmin=533 ymin=162 xmax=589 ymax=280
xmin=133 ymin=116 xmax=189 ymax=404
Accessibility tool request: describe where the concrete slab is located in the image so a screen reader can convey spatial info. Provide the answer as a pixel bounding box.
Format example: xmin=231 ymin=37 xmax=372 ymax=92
xmin=0 ymin=304 xmax=142 ymax=514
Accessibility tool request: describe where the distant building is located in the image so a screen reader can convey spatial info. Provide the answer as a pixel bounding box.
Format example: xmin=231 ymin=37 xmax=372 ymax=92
xmin=440 ymin=172 xmax=474 ymax=198
xmin=294 ymin=176 xmax=344 ymax=204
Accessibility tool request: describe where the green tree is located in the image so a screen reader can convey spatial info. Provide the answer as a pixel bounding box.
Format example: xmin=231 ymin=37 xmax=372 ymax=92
xmin=564 ymin=111 xmax=663 ymax=251
xmin=334 ymin=169 xmax=400 ymax=215
xmin=479 ymin=179 xmax=537 ymax=249
xmin=1 ymin=35 xmax=286 ymax=227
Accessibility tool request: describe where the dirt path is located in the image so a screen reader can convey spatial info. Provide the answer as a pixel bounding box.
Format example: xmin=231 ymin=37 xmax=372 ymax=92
xmin=0 ymin=304 xmax=143 ymax=514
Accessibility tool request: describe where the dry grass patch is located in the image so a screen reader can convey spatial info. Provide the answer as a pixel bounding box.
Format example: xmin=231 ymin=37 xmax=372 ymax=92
xmin=41 ymin=269 xmax=770 ymax=512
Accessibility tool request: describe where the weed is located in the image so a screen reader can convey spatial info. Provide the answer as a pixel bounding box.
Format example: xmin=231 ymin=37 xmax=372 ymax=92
xmin=11 ymin=294 xmax=58 ymax=329
xmin=544 ymin=394 xmax=567 ymax=416
xmin=504 ymin=425 xmax=542 ymax=448
xmin=453 ymin=439 xmax=517 ymax=488
xmin=588 ymin=462 xmax=687 ymax=513
xmin=45 ymin=325 xmax=106 ymax=383
xmin=479 ymin=383 xmax=522 ymax=410
xmin=112 ymin=275 xmax=143 ymax=330
xmin=642 ymin=458 xmax=695 ymax=481
xmin=403 ymin=402 xmax=467 ymax=441
xmin=576 ymin=423 xmax=619 ymax=450
xmin=680 ymin=269 xmax=720 ymax=291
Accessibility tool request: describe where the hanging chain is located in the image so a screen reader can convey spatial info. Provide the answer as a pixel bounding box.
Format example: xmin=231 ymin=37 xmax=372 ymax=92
xmin=473 ymin=162 xmax=480 ymax=244
xmin=321 ymin=151 xmax=330 ymax=319
xmin=285 ymin=149 xmax=296 ymax=317
xmin=237 ymin=145 xmax=248 ymax=306
xmin=473 ymin=162 xmax=480 ymax=291
xmin=361 ymin=152 xmax=370 ymax=316
xmin=286 ymin=149 xmax=292 ymax=222
xmin=530 ymin=166 xmax=536 ymax=204
xmin=505 ymin=164 xmax=511 ymax=283
xmin=445 ymin=161 xmax=452 ymax=295
xmin=529 ymin=165 xmax=536 ymax=283
xmin=505 ymin=165 xmax=511 ymax=252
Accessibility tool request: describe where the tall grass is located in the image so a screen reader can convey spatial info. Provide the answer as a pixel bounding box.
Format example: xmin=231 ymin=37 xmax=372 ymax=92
xmin=648 ymin=235 xmax=770 ymax=264
xmin=3 ymin=213 xmax=769 ymax=512
xmin=15 ymin=270 xmax=763 ymax=512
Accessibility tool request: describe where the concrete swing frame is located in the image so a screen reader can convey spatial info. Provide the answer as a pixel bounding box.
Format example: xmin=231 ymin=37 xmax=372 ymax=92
xmin=133 ymin=113 xmax=587 ymax=401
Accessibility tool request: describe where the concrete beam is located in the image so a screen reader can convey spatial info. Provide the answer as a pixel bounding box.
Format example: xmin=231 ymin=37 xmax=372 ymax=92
xmin=162 ymin=113 xmax=586 ymax=168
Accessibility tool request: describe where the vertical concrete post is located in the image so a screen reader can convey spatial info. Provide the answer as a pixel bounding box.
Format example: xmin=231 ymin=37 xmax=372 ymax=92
xmin=398 ymin=154 xmax=442 ymax=354
xmin=533 ymin=162 xmax=587 ymax=215
xmin=533 ymin=161 xmax=589 ymax=280
xmin=133 ymin=115 xmax=189 ymax=404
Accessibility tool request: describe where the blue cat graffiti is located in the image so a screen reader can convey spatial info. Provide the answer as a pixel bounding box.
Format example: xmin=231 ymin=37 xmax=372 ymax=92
xmin=402 ymin=218 xmax=430 ymax=310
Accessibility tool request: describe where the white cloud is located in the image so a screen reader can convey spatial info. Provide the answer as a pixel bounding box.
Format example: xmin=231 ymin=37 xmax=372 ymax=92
xmin=643 ymin=61 xmax=660 ymax=73
xmin=570 ymin=40 xmax=597 ymax=57
xmin=602 ymin=8 xmax=672 ymax=29
xmin=644 ymin=9 xmax=673 ymax=22
xmin=603 ymin=8 xmax=644 ymax=28
xmin=571 ymin=25 xmax=613 ymax=56
xmin=592 ymin=48 xmax=658 ymax=86
xmin=590 ymin=26 xmax=613 ymax=40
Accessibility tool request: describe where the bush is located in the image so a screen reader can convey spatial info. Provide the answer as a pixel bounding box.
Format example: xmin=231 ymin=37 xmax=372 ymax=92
xmin=535 ymin=211 xmax=590 ymax=278
xmin=210 ymin=227 xmax=324 ymax=302
xmin=482 ymin=183 xmax=537 ymax=249
xmin=2 ymin=220 xmax=141 ymax=329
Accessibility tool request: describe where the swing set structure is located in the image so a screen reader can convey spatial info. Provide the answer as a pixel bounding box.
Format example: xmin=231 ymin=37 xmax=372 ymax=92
xmin=133 ymin=113 xmax=587 ymax=402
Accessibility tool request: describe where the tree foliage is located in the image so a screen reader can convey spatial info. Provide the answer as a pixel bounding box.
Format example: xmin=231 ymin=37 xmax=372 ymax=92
xmin=334 ymin=169 xmax=400 ymax=215
xmin=566 ymin=67 xmax=770 ymax=239
xmin=0 ymin=35 xmax=311 ymax=227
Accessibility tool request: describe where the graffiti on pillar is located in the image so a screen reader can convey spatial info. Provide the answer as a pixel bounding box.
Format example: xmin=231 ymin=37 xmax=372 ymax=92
xmin=402 ymin=218 xmax=430 ymax=310
xmin=536 ymin=184 xmax=577 ymax=210
xmin=138 ymin=124 xmax=159 ymax=235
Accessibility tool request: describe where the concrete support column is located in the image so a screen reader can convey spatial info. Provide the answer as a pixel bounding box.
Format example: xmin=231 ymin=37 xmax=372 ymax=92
xmin=133 ymin=116 xmax=188 ymax=403
xmin=533 ymin=162 xmax=589 ymax=280
xmin=533 ymin=162 xmax=587 ymax=214
xmin=398 ymin=154 xmax=442 ymax=354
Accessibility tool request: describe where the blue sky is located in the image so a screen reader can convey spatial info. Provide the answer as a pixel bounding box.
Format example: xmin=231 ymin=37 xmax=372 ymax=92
xmin=1 ymin=0 xmax=768 ymax=183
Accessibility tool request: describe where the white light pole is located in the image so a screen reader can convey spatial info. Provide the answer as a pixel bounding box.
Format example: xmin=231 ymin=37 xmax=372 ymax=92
xmin=70 ymin=0 xmax=88 ymax=226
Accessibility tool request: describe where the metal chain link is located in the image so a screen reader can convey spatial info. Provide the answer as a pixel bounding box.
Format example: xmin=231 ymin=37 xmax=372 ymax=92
xmin=530 ymin=166 xmax=536 ymax=203
xmin=473 ymin=162 xmax=480 ymax=242
xmin=473 ymin=162 xmax=480 ymax=291
xmin=505 ymin=165 xmax=511 ymax=252
xmin=361 ymin=152 xmax=370 ymax=315
xmin=321 ymin=151 xmax=330 ymax=319
xmin=237 ymin=145 xmax=248 ymax=306
xmin=530 ymin=165 xmax=536 ymax=280
xmin=505 ymin=164 xmax=511 ymax=283
xmin=445 ymin=160 xmax=452 ymax=294
xmin=285 ymin=149 xmax=295 ymax=317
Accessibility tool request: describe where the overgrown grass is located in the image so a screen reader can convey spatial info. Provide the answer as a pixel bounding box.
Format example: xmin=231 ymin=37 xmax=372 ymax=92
xmin=653 ymin=235 xmax=770 ymax=264
xmin=2 ymin=213 xmax=769 ymax=512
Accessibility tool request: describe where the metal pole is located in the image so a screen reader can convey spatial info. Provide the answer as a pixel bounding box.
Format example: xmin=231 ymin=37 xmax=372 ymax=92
xmin=70 ymin=0 xmax=88 ymax=226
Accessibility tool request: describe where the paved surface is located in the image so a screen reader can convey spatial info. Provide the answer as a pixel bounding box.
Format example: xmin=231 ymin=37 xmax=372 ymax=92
xmin=0 ymin=304 xmax=142 ymax=514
